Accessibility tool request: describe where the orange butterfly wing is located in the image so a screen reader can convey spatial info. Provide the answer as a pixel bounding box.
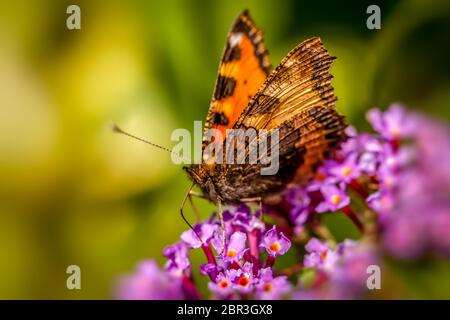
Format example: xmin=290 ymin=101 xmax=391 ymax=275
xmin=203 ymin=10 xmax=271 ymax=144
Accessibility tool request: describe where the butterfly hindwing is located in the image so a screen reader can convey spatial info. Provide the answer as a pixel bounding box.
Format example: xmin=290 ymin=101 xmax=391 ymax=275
xmin=203 ymin=10 xmax=272 ymax=144
xmin=213 ymin=106 xmax=346 ymax=204
xmin=226 ymin=37 xmax=346 ymax=187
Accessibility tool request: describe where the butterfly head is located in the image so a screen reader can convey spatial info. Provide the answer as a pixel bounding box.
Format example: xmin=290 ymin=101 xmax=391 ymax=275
xmin=183 ymin=164 xmax=218 ymax=202
xmin=183 ymin=164 xmax=207 ymax=185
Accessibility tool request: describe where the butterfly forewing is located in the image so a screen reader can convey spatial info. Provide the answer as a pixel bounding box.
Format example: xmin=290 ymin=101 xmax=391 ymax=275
xmin=203 ymin=10 xmax=272 ymax=144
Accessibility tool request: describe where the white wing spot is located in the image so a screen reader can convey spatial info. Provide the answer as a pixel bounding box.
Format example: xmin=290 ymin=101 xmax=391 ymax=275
xmin=229 ymin=33 xmax=243 ymax=48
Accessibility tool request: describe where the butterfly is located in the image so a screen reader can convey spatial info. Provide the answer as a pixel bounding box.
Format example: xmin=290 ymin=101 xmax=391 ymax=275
xmin=183 ymin=9 xmax=347 ymax=221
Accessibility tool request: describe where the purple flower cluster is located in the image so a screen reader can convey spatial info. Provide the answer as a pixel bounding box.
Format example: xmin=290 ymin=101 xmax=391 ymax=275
xmin=117 ymin=104 xmax=450 ymax=299
xmin=184 ymin=206 xmax=293 ymax=299
xmin=284 ymin=104 xmax=450 ymax=260
xmin=116 ymin=260 xmax=186 ymax=300
xmin=294 ymin=238 xmax=379 ymax=299
xmin=117 ymin=205 xmax=292 ymax=299
xmin=373 ymin=110 xmax=450 ymax=259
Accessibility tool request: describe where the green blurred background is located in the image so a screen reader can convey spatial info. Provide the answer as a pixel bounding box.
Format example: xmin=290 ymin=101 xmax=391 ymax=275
xmin=0 ymin=0 xmax=449 ymax=299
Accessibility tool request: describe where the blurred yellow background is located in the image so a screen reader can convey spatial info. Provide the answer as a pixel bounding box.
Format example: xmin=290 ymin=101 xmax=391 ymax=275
xmin=0 ymin=0 xmax=449 ymax=298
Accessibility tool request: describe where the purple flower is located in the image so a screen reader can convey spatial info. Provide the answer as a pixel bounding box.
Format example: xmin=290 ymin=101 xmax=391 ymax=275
xmin=306 ymin=166 xmax=333 ymax=192
xmin=316 ymin=184 xmax=350 ymax=213
xmin=327 ymin=153 xmax=361 ymax=183
xmin=232 ymin=262 xmax=255 ymax=294
xmin=181 ymin=223 xmax=217 ymax=249
xmin=356 ymin=134 xmax=386 ymax=174
xmin=367 ymin=191 xmax=394 ymax=221
xmin=223 ymin=231 xmax=247 ymax=262
xmin=260 ymin=226 xmax=291 ymax=257
xmin=367 ymin=104 xmax=415 ymax=140
xmin=285 ymin=187 xmax=311 ymax=225
xmin=339 ymin=126 xmax=358 ymax=157
xmin=209 ymin=262 xmax=256 ymax=296
xmin=200 ymin=263 xmax=221 ymax=281
xmin=163 ymin=241 xmax=190 ymax=276
xmin=116 ymin=260 xmax=185 ymax=300
xmin=210 ymin=230 xmax=245 ymax=258
xmin=377 ymin=165 xmax=398 ymax=191
xmin=229 ymin=205 xmax=265 ymax=233
xmin=304 ymin=238 xmax=338 ymax=272
xmin=255 ymin=268 xmax=291 ymax=300
xmin=302 ymin=239 xmax=380 ymax=299
xmin=358 ymin=152 xmax=378 ymax=174
xmin=208 ymin=271 xmax=234 ymax=297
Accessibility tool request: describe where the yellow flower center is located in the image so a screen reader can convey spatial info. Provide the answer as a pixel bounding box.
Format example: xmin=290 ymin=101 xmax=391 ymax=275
xmin=342 ymin=166 xmax=352 ymax=177
xmin=331 ymin=194 xmax=341 ymax=205
xmin=227 ymin=249 xmax=237 ymax=257
xmin=269 ymin=242 xmax=281 ymax=252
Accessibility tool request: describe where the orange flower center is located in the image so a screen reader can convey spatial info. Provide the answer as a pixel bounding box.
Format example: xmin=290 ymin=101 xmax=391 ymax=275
xmin=321 ymin=251 xmax=328 ymax=261
xmin=219 ymin=280 xmax=229 ymax=288
xmin=238 ymin=276 xmax=250 ymax=287
xmin=269 ymin=242 xmax=281 ymax=252
xmin=331 ymin=194 xmax=341 ymax=205
xmin=263 ymin=283 xmax=272 ymax=292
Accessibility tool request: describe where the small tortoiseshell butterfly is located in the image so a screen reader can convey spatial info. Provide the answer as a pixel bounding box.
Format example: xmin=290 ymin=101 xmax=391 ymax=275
xmin=184 ymin=10 xmax=346 ymax=213
xmin=113 ymin=10 xmax=347 ymax=238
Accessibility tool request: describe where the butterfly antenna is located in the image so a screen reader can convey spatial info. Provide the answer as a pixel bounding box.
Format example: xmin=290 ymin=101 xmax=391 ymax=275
xmin=112 ymin=123 xmax=190 ymax=163
xmin=113 ymin=124 xmax=201 ymax=240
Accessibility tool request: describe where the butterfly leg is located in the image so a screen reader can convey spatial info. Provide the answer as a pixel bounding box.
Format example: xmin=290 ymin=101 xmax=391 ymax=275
xmin=217 ymin=198 xmax=226 ymax=256
xmin=189 ymin=190 xmax=207 ymax=198
xmin=180 ymin=182 xmax=203 ymax=243
xmin=186 ymin=190 xmax=208 ymax=222
xmin=187 ymin=192 xmax=201 ymax=222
